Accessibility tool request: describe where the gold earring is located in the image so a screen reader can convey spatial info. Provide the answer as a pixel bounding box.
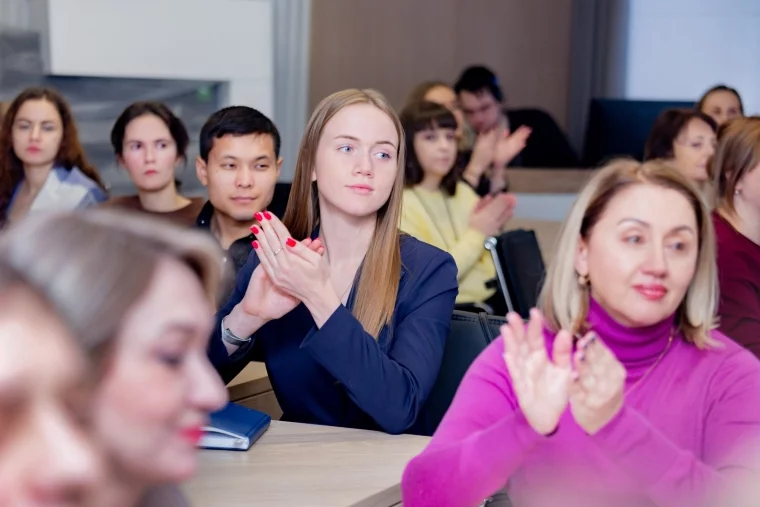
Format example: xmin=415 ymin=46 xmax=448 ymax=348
xmin=578 ymin=273 xmax=589 ymax=287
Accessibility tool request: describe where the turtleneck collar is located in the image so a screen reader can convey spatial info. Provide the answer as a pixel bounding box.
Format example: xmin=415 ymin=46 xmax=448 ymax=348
xmin=586 ymin=298 xmax=675 ymax=381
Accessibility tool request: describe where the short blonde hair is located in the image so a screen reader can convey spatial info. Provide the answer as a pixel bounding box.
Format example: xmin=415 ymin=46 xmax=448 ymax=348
xmin=539 ymin=159 xmax=718 ymax=347
xmin=0 ymin=209 xmax=226 ymax=360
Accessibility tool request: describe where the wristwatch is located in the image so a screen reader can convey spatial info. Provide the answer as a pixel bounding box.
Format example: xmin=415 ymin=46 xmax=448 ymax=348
xmin=221 ymin=317 xmax=252 ymax=346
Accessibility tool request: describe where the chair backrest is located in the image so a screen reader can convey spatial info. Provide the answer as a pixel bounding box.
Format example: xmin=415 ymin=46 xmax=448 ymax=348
xmin=410 ymin=310 xmax=503 ymax=436
xmin=486 ymin=229 xmax=546 ymax=319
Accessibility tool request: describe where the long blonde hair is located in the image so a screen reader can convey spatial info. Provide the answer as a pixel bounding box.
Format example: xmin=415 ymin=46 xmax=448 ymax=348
xmin=283 ymin=89 xmax=404 ymax=338
xmin=0 ymin=209 xmax=226 ymax=360
xmin=539 ymin=159 xmax=718 ymax=347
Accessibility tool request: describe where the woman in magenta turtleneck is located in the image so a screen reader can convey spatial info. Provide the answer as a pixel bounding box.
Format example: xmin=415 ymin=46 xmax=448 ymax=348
xmin=402 ymin=159 xmax=760 ymax=507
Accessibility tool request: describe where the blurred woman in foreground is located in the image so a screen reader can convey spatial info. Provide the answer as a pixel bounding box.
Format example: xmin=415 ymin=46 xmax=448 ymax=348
xmin=0 ymin=260 xmax=100 ymax=506
xmin=0 ymin=210 xmax=228 ymax=507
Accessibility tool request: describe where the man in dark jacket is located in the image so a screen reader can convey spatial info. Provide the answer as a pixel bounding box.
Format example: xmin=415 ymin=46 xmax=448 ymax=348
xmin=195 ymin=106 xmax=282 ymax=275
xmin=454 ymin=65 xmax=581 ymax=195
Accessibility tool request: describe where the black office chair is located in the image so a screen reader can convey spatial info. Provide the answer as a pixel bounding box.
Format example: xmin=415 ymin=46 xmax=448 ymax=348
xmin=485 ymin=229 xmax=546 ymax=319
xmin=410 ymin=311 xmax=503 ymax=437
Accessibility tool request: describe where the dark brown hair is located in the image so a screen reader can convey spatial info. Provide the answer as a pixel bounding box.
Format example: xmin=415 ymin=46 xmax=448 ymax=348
xmin=0 ymin=87 xmax=105 ymax=222
xmin=110 ymin=101 xmax=190 ymax=160
xmin=283 ymin=89 xmax=403 ymax=339
xmin=697 ymin=85 xmax=744 ymax=115
xmin=400 ymin=101 xmax=460 ymax=196
xmin=644 ymin=108 xmax=717 ymax=161
xmin=712 ymin=116 xmax=760 ymax=213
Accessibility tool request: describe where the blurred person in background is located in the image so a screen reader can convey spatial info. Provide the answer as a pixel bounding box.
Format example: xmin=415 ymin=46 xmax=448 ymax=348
xmin=400 ymin=100 xmax=514 ymax=314
xmin=0 ymin=260 xmax=100 ymax=507
xmin=697 ymin=85 xmax=744 ymax=128
xmin=104 ymin=102 xmax=204 ymax=226
xmin=405 ymin=81 xmax=471 ymax=148
xmin=0 ymin=87 xmax=107 ymax=227
xmin=405 ymin=80 xmax=517 ymax=197
xmin=195 ymin=106 xmax=282 ymax=275
xmin=453 ymin=65 xmax=580 ymax=196
xmin=0 ymin=210 xmax=228 ymax=507
xmin=644 ymin=108 xmax=717 ymax=189
xmin=711 ymin=116 xmax=760 ymax=358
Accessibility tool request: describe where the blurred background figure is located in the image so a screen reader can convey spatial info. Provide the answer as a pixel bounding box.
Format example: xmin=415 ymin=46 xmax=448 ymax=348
xmin=697 ymin=85 xmax=744 ymax=128
xmin=404 ymin=81 xmax=472 ymax=149
xmin=0 ymin=210 xmax=228 ymax=507
xmin=399 ymin=100 xmax=514 ymax=314
xmin=644 ymin=108 xmax=717 ymax=187
xmin=104 ymin=102 xmax=204 ymax=226
xmin=0 ymin=260 xmax=101 ymax=507
xmin=0 ymin=88 xmax=107 ymax=227
xmin=711 ymin=116 xmax=760 ymax=359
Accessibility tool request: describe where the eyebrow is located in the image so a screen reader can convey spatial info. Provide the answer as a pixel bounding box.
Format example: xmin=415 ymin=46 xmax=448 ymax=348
xmin=15 ymin=117 xmax=58 ymax=124
xmin=618 ymin=218 xmax=695 ymax=234
xmin=125 ymin=137 xmax=171 ymax=144
xmin=334 ymin=135 xmax=397 ymax=150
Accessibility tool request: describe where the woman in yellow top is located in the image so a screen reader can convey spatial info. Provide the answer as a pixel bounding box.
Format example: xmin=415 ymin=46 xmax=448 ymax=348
xmin=400 ymin=101 xmax=515 ymax=314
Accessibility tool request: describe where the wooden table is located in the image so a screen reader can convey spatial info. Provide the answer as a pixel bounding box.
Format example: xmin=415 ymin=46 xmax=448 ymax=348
xmin=183 ymin=420 xmax=430 ymax=507
xmin=227 ymin=362 xmax=282 ymax=420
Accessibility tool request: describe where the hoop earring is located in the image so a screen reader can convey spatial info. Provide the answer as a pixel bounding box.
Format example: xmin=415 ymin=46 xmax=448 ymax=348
xmin=578 ymin=273 xmax=589 ymax=288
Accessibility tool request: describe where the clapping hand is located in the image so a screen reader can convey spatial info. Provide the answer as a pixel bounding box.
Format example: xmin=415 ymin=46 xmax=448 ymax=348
xmin=502 ymin=309 xmax=574 ymax=435
xmin=250 ymin=212 xmax=331 ymax=307
xmin=240 ymin=211 xmax=325 ymax=322
xmin=470 ymin=193 xmax=516 ymax=236
xmin=569 ymin=332 xmax=626 ymax=435
xmin=469 ymin=129 xmax=501 ymax=176
xmin=494 ymin=125 xmax=531 ymax=167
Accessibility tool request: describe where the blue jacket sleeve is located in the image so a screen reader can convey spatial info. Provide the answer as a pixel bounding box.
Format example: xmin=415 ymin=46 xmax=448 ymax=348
xmin=207 ymin=251 xmax=263 ymax=384
xmin=300 ymin=250 xmax=458 ymax=434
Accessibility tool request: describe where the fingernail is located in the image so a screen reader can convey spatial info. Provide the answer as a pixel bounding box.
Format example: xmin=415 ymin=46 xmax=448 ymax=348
xmin=580 ymin=353 xmax=586 ymax=362
xmin=263 ymin=211 xmax=272 ymax=220
xmin=251 ymin=225 xmax=260 ymax=235
xmin=589 ymin=333 xmax=597 ymax=343
xmin=254 ymin=212 xmax=263 ymax=222
xmin=286 ymin=238 xmax=296 ymax=248
xmin=252 ymin=240 xmax=259 ymax=249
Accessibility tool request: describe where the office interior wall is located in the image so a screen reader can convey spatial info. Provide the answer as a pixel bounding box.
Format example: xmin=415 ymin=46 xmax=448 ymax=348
xmin=624 ymin=0 xmax=760 ymax=115
xmin=309 ymin=0 xmax=574 ymax=130
xmin=45 ymin=0 xmax=274 ymax=114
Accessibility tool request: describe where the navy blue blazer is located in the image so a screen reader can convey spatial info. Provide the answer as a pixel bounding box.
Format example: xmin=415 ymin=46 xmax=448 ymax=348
xmin=208 ymin=234 xmax=458 ymax=434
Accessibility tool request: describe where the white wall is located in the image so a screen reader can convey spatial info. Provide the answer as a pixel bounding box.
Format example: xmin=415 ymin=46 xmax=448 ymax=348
xmin=625 ymin=0 xmax=760 ymax=116
xmin=45 ymin=0 xmax=274 ymax=115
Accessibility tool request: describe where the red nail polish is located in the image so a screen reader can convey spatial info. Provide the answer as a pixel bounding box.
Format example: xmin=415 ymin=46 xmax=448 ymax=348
xmin=286 ymin=238 xmax=296 ymax=248
xmin=251 ymin=225 xmax=260 ymax=235
xmin=252 ymin=240 xmax=259 ymax=249
xmin=254 ymin=212 xmax=263 ymax=222
xmin=263 ymin=211 xmax=272 ymax=220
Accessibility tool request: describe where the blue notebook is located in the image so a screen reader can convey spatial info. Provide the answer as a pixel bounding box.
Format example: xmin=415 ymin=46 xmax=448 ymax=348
xmin=199 ymin=402 xmax=271 ymax=451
